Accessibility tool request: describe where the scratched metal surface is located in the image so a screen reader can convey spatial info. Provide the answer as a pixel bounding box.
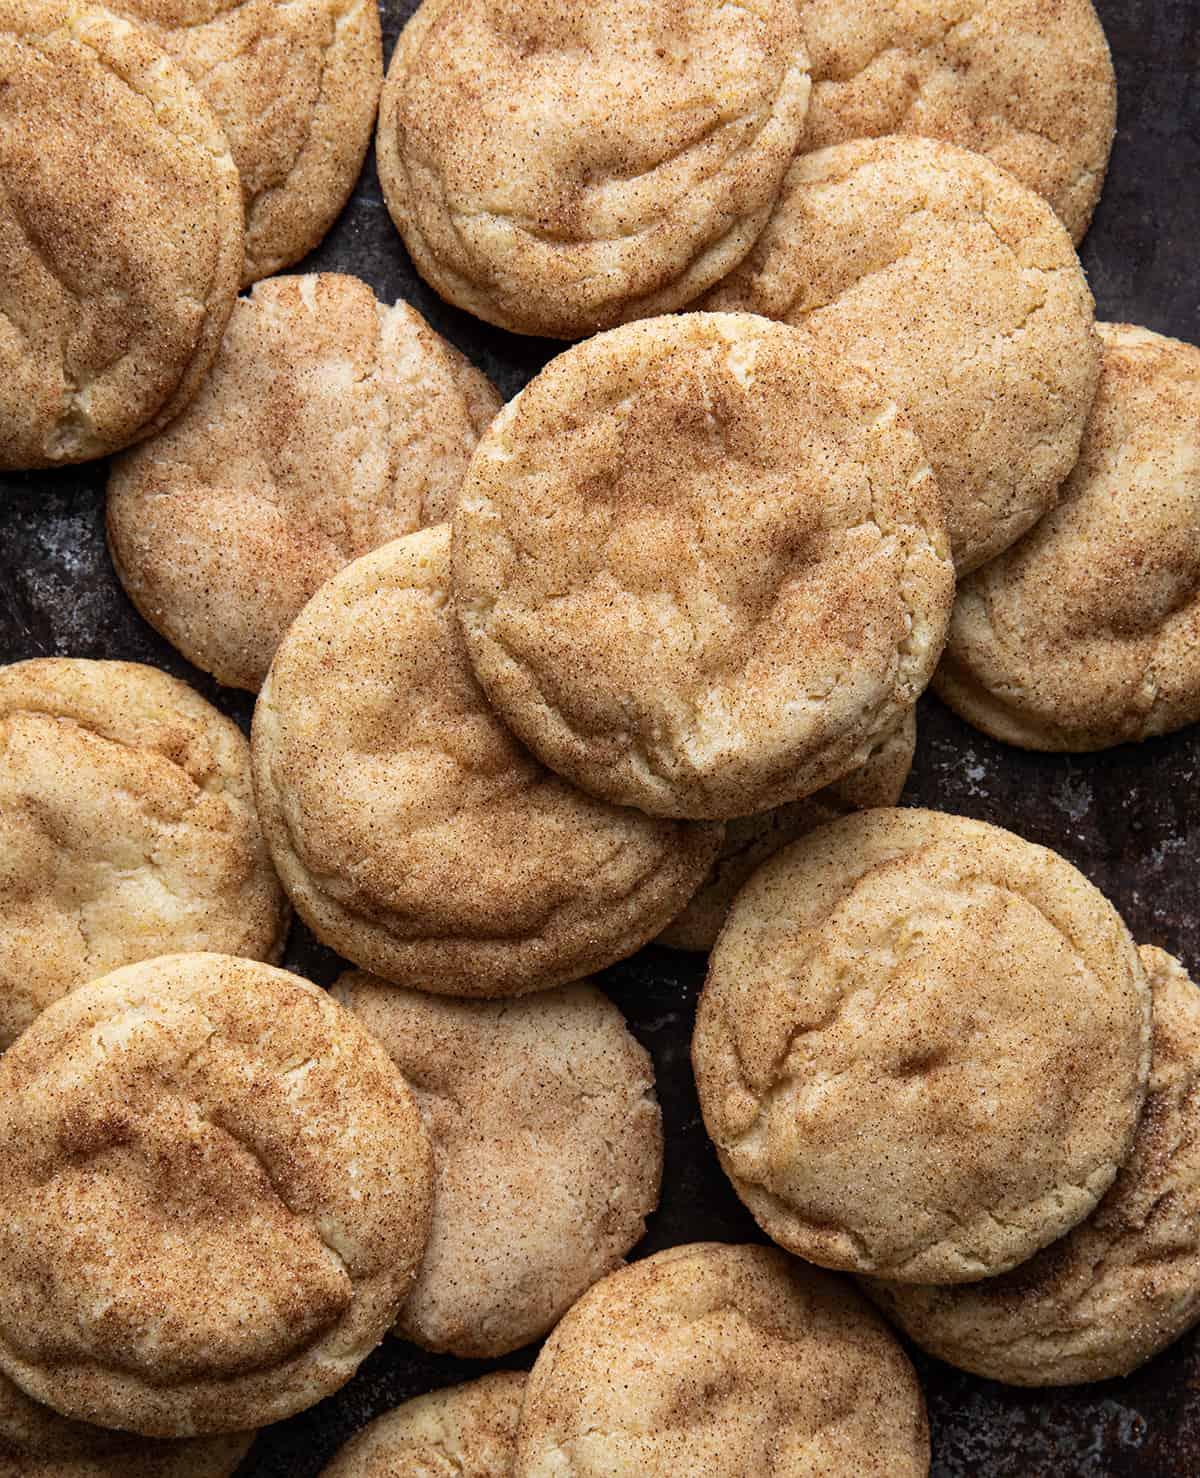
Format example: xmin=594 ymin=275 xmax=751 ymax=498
xmin=1 ymin=1 xmax=1198 ymax=1472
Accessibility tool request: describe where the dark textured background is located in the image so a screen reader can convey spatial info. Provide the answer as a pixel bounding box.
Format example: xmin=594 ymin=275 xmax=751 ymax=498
xmin=2 ymin=0 xmax=1199 ymax=1472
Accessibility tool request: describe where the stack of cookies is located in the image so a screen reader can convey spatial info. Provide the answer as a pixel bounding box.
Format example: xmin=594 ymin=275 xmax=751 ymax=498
xmin=1 ymin=0 xmax=1198 ymax=1473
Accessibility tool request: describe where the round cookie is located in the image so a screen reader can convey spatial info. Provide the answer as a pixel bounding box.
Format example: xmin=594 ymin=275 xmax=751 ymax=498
xmin=252 ymin=525 xmax=720 ymax=992
xmin=108 ymin=274 xmax=502 ymax=692
xmin=0 ymin=0 xmax=243 ymax=469
xmin=319 ymin=1371 xmax=525 ymax=1478
xmin=701 ymin=136 xmax=1101 ymax=573
xmin=0 ymin=1369 xmax=254 ymax=1478
xmin=113 ymin=0 xmax=382 ymax=284
xmin=0 ymin=953 xmax=434 ymax=1437
xmin=512 ymin=1243 xmax=930 ymax=1477
xmin=453 ymin=313 xmax=953 ymax=820
xmin=692 ymin=808 xmax=1152 ymax=1283
xmin=334 ymin=972 xmax=662 ymax=1358
xmin=659 ymin=710 xmax=916 ymax=952
xmin=376 ymin=0 xmax=812 ymax=338
xmin=0 ymin=658 xmax=287 ymax=1051
xmin=796 ymin=0 xmax=1116 ymax=244
xmin=935 ymin=324 xmax=1200 ymax=750
xmin=865 ymin=946 xmax=1200 ymax=1386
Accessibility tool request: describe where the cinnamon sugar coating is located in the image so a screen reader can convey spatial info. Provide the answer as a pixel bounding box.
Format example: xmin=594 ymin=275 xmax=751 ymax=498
xmin=866 ymin=946 xmax=1200 ymax=1385
xmin=796 ymin=0 xmax=1116 ymax=243
xmin=702 ymin=137 xmax=1101 ymax=573
xmin=0 ymin=954 xmax=433 ymax=1436
xmin=376 ymin=0 xmax=812 ymax=338
xmin=108 ymin=274 xmax=501 ymax=692
xmin=513 ymin=1244 xmax=929 ymax=1477
xmin=112 ymin=0 xmax=381 ymax=283
xmin=659 ymin=710 xmax=916 ymax=951
xmin=320 ymin=1372 xmax=525 ymax=1478
xmin=693 ymin=809 xmax=1152 ymax=1282
xmin=0 ymin=0 xmax=242 ymax=469
xmin=336 ymin=972 xmax=661 ymax=1358
xmin=0 ymin=1367 xmax=254 ymax=1478
xmin=253 ymin=526 xmax=720 ymax=992
xmin=0 ymin=658 xmax=287 ymax=1050
xmin=936 ymin=324 xmax=1200 ymax=749
xmin=454 ymin=313 xmax=952 ymax=819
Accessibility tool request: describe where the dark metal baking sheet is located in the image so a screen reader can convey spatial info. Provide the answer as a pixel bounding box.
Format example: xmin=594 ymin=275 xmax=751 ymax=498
xmin=2 ymin=1 xmax=1198 ymax=1472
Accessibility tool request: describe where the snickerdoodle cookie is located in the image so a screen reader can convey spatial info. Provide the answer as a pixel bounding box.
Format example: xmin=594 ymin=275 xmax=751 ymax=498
xmin=796 ymin=0 xmax=1116 ymax=244
xmin=0 ymin=1369 xmax=254 ymax=1478
xmin=0 ymin=0 xmax=242 ymax=469
xmin=701 ymin=137 xmax=1100 ymax=572
xmin=935 ymin=324 xmax=1200 ymax=750
xmin=376 ymin=0 xmax=812 ymax=338
xmin=659 ymin=710 xmax=916 ymax=952
xmin=114 ymin=0 xmax=381 ymax=283
xmin=693 ymin=809 xmax=1152 ymax=1283
xmin=453 ymin=313 xmax=952 ymax=820
xmin=513 ymin=1244 xmax=929 ymax=1477
xmin=865 ymin=946 xmax=1200 ymax=1385
xmin=0 ymin=953 xmax=434 ymax=1436
xmin=321 ymin=1371 xmax=525 ymax=1478
xmin=0 ymin=659 xmax=287 ymax=1050
xmin=108 ymin=274 xmax=502 ymax=692
xmin=253 ymin=526 xmax=719 ymax=991
xmin=335 ymin=971 xmax=662 ymax=1358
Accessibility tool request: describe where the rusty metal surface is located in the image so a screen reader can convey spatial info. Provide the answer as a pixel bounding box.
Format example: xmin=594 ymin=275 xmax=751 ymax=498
xmin=1 ymin=0 xmax=1198 ymax=1472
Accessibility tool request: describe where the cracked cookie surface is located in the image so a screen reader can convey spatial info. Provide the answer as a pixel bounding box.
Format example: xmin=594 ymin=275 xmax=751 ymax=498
xmin=453 ymin=313 xmax=952 ymax=820
xmin=659 ymin=709 xmax=915 ymax=951
xmin=253 ymin=526 xmax=721 ymax=991
xmin=0 ymin=0 xmax=243 ymax=469
xmin=112 ymin=0 xmax=381 ymax=284
xmin=0 ymin=1366 xmax=253 ymax=1478
xmin=376 ymin=0 xmax=812 ymax=338
xmin=0 ymin=953 xmax=433 ymax=1437
xmin=320 ymin=1371 xmax=525 ymax=1478
xmin=108 ymin=274 xmax=502 ymax=692
xmin=864 ymin=947 xmax=1200 ymax=1385
xmin=795 ymin=0 xmax=1115 ymax=245
xmin=512 ymin=1243 xmax=929 ymax=1477
xmin=935 ymin=324 xmax=1200 ymax=749
xmin=701 ymin=136 xmax=1100 ymax=573
xmin=692 ymin=808 xmax=1152 ymax=1283
xmin=336 ymin=972 xmax=662 ymax=1359
xmin=0 ymin=658 xmax=287 ymax=1050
